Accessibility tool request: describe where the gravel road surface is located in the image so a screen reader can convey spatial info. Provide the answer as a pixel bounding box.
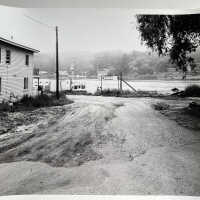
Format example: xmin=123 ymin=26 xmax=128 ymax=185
xmin=0 ymin=95 xmax=199 ymax=195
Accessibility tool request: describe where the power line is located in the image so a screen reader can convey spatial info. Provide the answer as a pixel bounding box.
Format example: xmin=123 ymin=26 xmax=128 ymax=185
xmin=24 ymin=14 xmax=55 ymax=29
xmin=24 ymin=13 xmax=60 ymax=99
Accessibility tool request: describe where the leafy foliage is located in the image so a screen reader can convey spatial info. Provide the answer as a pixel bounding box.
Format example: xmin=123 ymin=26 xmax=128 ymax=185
xmin=14 ymin=93 xmax=73 ymax=111
xmin=136 ymin=15 xmax=200 ymax=70
xmin=184 ymin=85 xmax=200 ymax=97
xmin=91 ymin=51 xmax=173 ymax=78
xmin=0 ymin=101 xmax=10 ymax=112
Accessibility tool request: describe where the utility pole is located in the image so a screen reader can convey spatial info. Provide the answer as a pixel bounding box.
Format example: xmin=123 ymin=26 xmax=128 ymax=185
xmin=100 ymin=75 xmax=103 ymax=94
xmin=118 ymin=75 xmax=120 ymax=91
xmin=56 ymin=26 xmax=59 ymax=99
xmin=23 ymin=15 xmax=60 ymax=97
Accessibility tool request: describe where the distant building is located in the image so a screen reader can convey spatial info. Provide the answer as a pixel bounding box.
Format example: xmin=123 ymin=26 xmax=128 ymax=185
xmin=97 ymin=68 xmax=110 ymax=79
xmin=33 ymin=67 xmax=40 ymax=91
xmin=39 ymin=70 xmax=48 ymax=75
xmin=102 ymin=75 xmax=118 ymax=81
xmin=59 ymin=70 xmax=69 ymax=76
xmin=97 ymin=68 xmax=118 ymax=80
xmin=59 ymin=70 xmax=70 ymax=80
xmin=0 ymin=37 xmax=39 ymax=102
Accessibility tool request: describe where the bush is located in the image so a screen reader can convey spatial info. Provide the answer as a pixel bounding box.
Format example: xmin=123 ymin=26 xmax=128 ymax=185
xmin=183 ymin=85 xmax=200 ymax=97
xmin=101 ymin=89 xmax=121 ymax=96
xmin=94 ymin=88 xmax=161 ymax=97
xmin=19 ymin=94 xmax=52 ymax=107
xmin=153 ymin=102 xmax=170 ymax=110
xmin=0 ymin=101 xmax=10 ymax=112
xmin=187 ymin=102 xmax=200 ymax=117
xmin=94 ymin=89 xmax=133 ymax=97
xmin=15 ymin=93 xmax=73 ymax=110
xmin=171 ymin=88 xmax=179 ymax=93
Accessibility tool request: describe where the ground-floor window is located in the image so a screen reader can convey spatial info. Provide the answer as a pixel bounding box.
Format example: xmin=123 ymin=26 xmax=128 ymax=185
xmin=24 ymin=77 xmax=28 ymax=89
xmin=25 ymin=55 xmax=29 ymax=66
xmin=0 ymin=48 xmax=1 ymax=63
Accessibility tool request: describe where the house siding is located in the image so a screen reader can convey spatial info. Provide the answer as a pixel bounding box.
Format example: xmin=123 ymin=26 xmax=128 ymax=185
xmin=0 ymin=44 xmax=34 ymax=102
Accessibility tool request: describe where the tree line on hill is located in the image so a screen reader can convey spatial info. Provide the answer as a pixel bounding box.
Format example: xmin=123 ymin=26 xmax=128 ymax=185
xmin=34 ymin=14 xmax=200 ymax=79
xmin=34 ymin=50 xmax=178 ymax=79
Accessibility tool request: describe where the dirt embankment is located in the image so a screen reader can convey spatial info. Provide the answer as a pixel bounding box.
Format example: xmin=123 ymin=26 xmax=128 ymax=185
xmin=0 ymin=101 xmax=123 ymax=167
xmin=153 ymin=99 xmax=200 ymax=131
xmin=0 ymin=106 xmax=67 ymax=135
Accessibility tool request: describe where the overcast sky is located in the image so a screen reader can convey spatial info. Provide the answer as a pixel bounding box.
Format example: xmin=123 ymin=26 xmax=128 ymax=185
xmin=0 ymin=6 xmax=147 ymax=55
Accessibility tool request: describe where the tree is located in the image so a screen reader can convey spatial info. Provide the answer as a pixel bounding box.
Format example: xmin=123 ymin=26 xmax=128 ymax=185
xmin=113 ymin=54 xmax=131 ymax=75
xmin=92 ymin=52 xmax=131 ymax=76
xmin=136 ymin=15 xmax=200 ymax=77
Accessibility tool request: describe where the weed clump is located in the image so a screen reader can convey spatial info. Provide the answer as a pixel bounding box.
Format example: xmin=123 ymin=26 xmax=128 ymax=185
xmin=0 ymin=92 xmax=73 ymax=112
xmin=153 ymin=102 xmax=170 ymax=110
xmin=183 ymin=85 xmax=200 ymax=97
xmin=17 ymin=93 xmax=73 ymax=109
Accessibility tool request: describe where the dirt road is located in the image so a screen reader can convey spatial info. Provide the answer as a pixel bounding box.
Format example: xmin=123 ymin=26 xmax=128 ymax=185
xmin=0 ymin=95 xmax=200 ymax=195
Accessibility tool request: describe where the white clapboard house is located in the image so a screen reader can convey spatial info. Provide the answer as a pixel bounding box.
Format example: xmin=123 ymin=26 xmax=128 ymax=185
xmin=0 ymin=37 xmax=39 ymax=102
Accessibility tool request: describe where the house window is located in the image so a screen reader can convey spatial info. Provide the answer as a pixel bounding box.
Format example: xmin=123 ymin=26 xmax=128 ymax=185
xmin=25 ymin=55 xmax=29 ymax=66
xmin=6 ymin=50 xmax=11 ymax=64
xmin=24 ymin=77 xmax=28 ymax=89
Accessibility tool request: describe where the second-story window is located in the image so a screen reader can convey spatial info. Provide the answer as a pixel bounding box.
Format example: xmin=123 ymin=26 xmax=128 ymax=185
xmin=25 ymin=55 xmax=29 ymax=66
xmin=6 ymin=49 xmax=11 ymax=64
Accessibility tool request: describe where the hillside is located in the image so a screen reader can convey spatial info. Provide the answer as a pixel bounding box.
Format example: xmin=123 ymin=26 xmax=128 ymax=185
xmin=34 ymin=49 xmax=200 ymax=79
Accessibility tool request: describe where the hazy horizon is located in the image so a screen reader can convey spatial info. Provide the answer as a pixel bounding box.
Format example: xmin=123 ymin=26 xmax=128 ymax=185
xmin=0 ymin=6 xmax=148 ymax=56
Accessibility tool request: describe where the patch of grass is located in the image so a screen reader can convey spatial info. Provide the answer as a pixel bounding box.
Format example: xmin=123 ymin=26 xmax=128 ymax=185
xmin=153 ymin=102 xmax=170 ymax=110
xmin=94 ymin=88 xmax=162 ymax=98
xmin=183 ymin=85 xmax=200 ymax=97
xmin=94 ymin=89 xmax=134 ymax=97
xmin=19 ymin=94 xmax=51 ymax=107
xmin=13 ymin=93 xmax=73 ymax=111
xmin=64 ymin=90 xmax=93 ymax=96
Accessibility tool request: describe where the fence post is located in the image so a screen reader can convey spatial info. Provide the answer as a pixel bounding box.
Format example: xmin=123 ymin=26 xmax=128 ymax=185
xmin=120 ymin=72 xmax=122 ymax=93
xmin=100 ymin=75 xmax=103 ymax=94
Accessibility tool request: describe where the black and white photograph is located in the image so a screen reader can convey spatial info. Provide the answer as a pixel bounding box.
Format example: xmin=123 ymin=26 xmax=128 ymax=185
xmin=0 ymin=2 xmax=200 ymax=197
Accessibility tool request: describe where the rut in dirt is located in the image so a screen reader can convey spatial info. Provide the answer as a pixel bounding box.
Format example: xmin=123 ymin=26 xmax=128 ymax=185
xmin=0 ymin=102 xmax=122 ymax=167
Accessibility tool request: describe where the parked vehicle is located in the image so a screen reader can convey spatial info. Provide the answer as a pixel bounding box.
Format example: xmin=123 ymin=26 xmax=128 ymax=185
xmin=71 ymin=82 xmax=86 ymax=93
